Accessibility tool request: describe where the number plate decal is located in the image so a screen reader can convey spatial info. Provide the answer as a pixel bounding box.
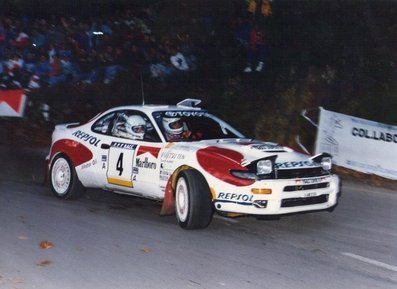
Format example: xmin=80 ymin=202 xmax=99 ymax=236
xmin=106 ymin=142 xmax=137 ymax=188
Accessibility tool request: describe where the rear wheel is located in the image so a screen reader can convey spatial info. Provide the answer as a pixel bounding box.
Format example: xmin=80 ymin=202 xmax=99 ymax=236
xmin=175 ymin=170 xmax=213 ymax=229
xmin=50 ymin=155 xmax=84 ymax=199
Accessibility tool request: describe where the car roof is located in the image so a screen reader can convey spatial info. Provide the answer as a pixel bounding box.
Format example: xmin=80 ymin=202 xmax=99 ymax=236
xmin=105 ymin=99 xmax=204 ymax=114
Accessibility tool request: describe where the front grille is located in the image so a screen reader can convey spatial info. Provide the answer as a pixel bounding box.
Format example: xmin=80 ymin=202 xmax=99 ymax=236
xmin=283 ymin=182 xmax=329 ymax=192
xmin=276 ymin=167 xmax=329 ymax=179
xmin=281 ymin=194 xmax=328 ymax=208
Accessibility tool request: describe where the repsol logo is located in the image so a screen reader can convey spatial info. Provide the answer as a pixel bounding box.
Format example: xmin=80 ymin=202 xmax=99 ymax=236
xmin=136 ymin=157 xmax=157 ymax=169
xmin=275 ymin=161 xmax=314 ymax=169
xmin=217 ymin=192 xmax=253 ymax=202
xmin=72 ymin=130 xmax=100 ymax=146
xmin=352 ymin=127 xmax=397 ymax=143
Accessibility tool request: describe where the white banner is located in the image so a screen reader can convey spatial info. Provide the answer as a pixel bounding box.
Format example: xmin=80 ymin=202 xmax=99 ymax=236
xmin=315 ymin=107 xmax=397 ymax=180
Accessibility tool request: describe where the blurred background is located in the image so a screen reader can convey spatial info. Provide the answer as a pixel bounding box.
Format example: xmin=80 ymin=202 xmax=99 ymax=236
xmin=1 ymin=0 xmax=396 ymax=152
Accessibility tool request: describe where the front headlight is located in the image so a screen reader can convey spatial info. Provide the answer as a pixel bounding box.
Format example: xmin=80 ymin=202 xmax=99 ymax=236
xmin=231 ymin=155 xmax=277 ymax=180
xmin=257 ymin=159 xmax=273 ymax=175
xmin=311 ymin=153 xmax=332 ymax=171
xmin=321 ymin=157 xmax=332 ymax=171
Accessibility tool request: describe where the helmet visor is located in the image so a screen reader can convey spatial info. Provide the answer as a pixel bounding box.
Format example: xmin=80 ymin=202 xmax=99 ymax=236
xmin=132 ymin=125 xmax=146 ymax=133
xmin=169 ymin=119 xmax=182 ymax=130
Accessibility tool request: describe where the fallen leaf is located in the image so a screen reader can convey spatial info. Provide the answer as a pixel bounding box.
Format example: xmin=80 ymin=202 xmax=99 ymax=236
xmin=37 ymin=260 xmax=52 ymax=267
xmin=141 ymin=248 xmax=151 ymax=253
xmin=39 ymin=240 xmax=54 ymax=249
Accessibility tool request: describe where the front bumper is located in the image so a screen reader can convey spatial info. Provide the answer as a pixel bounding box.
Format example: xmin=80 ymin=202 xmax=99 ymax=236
xmin=213 ymin=174 xmax=340 ymax=216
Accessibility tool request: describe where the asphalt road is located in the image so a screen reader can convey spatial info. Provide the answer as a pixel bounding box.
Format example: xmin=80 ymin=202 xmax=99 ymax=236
xmin=0 ymin=146 xmax=396 ymax=289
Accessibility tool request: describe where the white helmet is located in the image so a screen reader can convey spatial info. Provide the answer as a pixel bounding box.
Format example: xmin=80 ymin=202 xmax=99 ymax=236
xmin=162 ymin=117 xmax=183 ymax=136
xmin=125 ymin=115 xmax=146 ymax=140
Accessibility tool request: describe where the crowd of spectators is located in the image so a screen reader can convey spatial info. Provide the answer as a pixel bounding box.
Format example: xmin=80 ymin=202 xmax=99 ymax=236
xmin=0 ymin=6 xmax=198 ymax=90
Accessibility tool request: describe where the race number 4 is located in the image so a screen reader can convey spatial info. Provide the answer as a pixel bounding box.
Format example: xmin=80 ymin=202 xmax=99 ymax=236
xmin=116 ymin=153 xmax=124 ymax=176
xmin=107 ymin=144 xmax=136 ymax=187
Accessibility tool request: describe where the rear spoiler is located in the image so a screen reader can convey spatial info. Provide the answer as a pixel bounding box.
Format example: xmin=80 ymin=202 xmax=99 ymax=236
xmin=177 ymin=99 xmax=201 ymax=108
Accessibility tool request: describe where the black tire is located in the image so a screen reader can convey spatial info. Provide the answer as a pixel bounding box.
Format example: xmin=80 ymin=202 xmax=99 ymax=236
xmin=175 ymin=170 xmax=213 ymax=229
xmin=50 ymin=154 xmax=85 ymax=199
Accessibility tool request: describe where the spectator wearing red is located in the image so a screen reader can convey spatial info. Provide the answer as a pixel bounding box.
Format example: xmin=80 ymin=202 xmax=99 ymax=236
xmin=49 ymin=54 xmax=65 ymax=86
xmin=6 ymin=53 xmax=24 ymax=75
xmin=243 ymin=24 xmax=265 ymax=73
xmin=11 ymin=29 xmax=30 ymax=50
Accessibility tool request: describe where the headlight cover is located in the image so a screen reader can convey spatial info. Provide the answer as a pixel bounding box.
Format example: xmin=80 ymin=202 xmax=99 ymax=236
xmin=257 ymin=159 xmax=273 ymax=175
xmin=321 ymin=156 xmax=332 ymax=171
xmin=311 ymin=153 xmax=333 ymax=171
xmin=231 ymin=155 xmax=277 ymax=180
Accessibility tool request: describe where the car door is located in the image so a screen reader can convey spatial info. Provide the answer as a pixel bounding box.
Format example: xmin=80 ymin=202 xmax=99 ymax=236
xmin=95 ymin=110 xmax=163 ymax=199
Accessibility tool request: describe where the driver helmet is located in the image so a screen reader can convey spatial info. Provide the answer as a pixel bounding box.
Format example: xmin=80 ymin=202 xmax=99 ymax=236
xmin=125 ymin=115 xmax=146 ymax=140
xmin=162 ymin=117 xmax=183 ymax=137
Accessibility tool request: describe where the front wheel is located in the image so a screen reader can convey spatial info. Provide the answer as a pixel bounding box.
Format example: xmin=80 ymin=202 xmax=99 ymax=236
xmin=50 ymin=155 xmax=84 ymax=199
xmin=175 ymin=170 xmax=213 ymax=229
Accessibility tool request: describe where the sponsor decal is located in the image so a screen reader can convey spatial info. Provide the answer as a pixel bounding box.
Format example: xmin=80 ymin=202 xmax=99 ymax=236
xmin=160 ymin=170 xmax=171 ymax=181
xmin=295 ymin=177 xmax=327 ymax=185
xmin=110 ymin=142 xmax=137 ymax=150
xmin=81 ymin=158 xmax=97 ymax=170
xmin=250 ymin=143 xmax=283 ymax=151
xmin=102 ymin=155 xmax=107 ymax=169
xmin=81 ymin=162 xmax=92 ymax=169
xmin=137 ymin=146 xmax=161 ymax=158
xmin=352 ymin=127 xmax=397 ymax=144
xmin=136 ymin=157 xmax=157 ymax=169
xmin=72 ymin=130 xmax=101 ymax=147
xmin=217 ymin=192 xmax=253 ymax=202
xmin=164 ymin=111 xmax=208 ymax=117
xmin=275 ymin=161 xmax=315 ymax=169
xmin=161 ymin=152 xmax=185 ymax=160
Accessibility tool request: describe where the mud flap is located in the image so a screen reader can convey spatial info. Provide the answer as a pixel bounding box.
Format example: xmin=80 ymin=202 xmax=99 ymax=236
xmin=160 ymin=177 xmax=175 ymax=215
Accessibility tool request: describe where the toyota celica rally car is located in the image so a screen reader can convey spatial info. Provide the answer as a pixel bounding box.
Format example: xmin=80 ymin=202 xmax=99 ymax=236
xmin=46 ymin=99 xmax=341 ymax=229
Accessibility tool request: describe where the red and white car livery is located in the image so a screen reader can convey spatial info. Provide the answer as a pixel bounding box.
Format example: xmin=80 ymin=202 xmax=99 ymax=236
xmin=47 ymin=99 xmax=341 ymax=229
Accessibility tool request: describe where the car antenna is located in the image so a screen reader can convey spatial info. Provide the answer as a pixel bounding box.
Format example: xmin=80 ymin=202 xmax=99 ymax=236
xmin=140 ymin=72 xmax=145 ymax=105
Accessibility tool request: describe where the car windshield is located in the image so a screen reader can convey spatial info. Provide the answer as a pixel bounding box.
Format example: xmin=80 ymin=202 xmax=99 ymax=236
xmin=153 ymin=110 xmax=243 ymax=142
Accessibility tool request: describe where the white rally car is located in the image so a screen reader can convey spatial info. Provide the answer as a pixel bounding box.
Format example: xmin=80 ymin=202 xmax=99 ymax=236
xmin=46 ymin=99 xmax=341 ymax=229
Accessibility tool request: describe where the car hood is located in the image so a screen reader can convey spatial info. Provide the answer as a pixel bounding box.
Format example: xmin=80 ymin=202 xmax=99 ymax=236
xmin=173 ymin=139 xmax=318 ymax=169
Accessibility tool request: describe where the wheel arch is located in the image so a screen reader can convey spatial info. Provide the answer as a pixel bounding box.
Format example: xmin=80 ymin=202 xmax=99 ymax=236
xmin=160 ymin=165 xmax=213 ymax=216
xmin=49 ymin=139 xmax=93 ymax=168
xmin=47 ymin=139 xmax=92 ymax=186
